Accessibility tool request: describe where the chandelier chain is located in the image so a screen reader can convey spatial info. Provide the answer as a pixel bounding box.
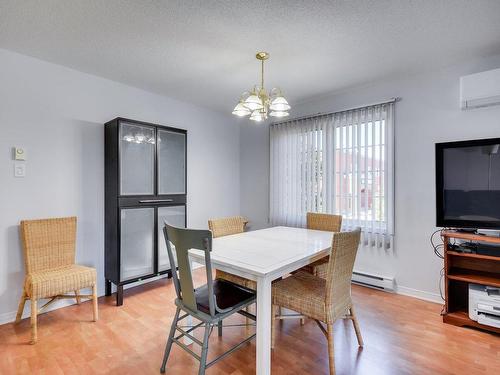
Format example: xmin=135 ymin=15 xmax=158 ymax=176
xmin=261 ymin=59 xmax=264 ymax=90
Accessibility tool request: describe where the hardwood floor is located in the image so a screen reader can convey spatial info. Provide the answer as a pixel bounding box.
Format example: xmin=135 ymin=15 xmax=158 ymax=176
xmin=1 ymin=269 xmax=499 ymax=375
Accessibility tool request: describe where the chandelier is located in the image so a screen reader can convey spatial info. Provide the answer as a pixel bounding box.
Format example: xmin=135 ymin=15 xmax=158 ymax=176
xmin=232 ymin=52 xmax=290 ymax=121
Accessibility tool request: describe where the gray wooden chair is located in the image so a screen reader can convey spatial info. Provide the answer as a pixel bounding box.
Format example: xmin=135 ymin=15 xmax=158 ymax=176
xmin=160 ymin=223 xmax=257 ymax=375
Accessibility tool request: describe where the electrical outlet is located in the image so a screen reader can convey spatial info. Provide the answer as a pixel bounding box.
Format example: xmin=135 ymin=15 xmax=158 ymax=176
xmin=14 ymin=163 xmax=26 ymax=177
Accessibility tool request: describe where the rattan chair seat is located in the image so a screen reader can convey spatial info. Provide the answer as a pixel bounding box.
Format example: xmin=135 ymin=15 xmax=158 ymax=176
xmin=26 ymin=264 xmax=97 ymax=300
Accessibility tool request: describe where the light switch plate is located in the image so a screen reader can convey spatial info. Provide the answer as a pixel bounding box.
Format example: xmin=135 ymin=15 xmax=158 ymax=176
xmin=14 ymin=163 xmax=26 ymax=177
xmin=14 ymin=147 xmax=26 ymax=160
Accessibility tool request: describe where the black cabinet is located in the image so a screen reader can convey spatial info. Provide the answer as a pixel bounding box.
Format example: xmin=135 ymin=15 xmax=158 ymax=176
xmin=105 ymin=118 xmax=187 ymax=305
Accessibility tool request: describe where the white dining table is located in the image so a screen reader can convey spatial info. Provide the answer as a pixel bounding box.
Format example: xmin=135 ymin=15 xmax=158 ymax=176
xmin=189 ymin=226 xmax=334 ymax=375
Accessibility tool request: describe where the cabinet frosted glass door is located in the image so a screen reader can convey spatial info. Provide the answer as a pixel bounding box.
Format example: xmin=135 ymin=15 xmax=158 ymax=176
xmin=158 ymin=129 xmax=186 ymax=194
xmin=158 ymin=205 xmax=186 ymax=272
xmin=120 ymin=208 xmax=155 ymax=281
xmin=119 ymin=123 xmax=155 ymax=195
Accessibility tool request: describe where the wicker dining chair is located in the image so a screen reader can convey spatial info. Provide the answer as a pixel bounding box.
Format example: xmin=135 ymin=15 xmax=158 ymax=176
xmin=300 ymin=212 xmax=343 ymax=279
xmin=208 ymin=216 xmax=255 ymax=336
xmin=208 ymin=216 xmax=254 ymax=289
xmin=15 ymin=217 xmax=98 ymax=344
xmin=271 ymin=229 xmax=363 ymax=375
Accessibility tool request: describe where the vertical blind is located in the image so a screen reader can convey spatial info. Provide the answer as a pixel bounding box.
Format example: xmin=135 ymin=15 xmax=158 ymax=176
xmin=270 ymin=102 xmax=395 ymax=249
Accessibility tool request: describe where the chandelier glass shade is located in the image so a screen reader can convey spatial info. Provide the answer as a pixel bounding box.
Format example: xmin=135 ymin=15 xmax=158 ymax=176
xmin=232 ymin=52 xmax=290 ymax=121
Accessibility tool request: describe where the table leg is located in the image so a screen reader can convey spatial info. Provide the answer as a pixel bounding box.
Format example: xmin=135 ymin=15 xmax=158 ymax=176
xmin=256 ymin=276 xmax=272 ymax=375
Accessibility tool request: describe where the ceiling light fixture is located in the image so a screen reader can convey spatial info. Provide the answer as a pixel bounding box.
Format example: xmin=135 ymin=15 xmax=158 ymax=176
xmin=232 ymin=52 xmax=290 ymax=121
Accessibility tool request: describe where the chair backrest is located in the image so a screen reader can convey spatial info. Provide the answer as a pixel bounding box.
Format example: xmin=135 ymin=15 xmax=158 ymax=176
xmin=325 ymin=229 xmax=361 ymax=316
xmin=20 ymin=217 xmax=77 ymax=274
xmin=306 ymin=212 xmax=342 ymax=232
xmin=163 ymin=223 xmax=217 ymax=316
xmin=208 ymin=216 xmax=246 ymax=238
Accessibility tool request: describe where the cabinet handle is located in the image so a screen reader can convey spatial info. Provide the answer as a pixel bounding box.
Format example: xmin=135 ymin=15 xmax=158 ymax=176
xmin=139 ymin=199 xmax=174 ymax=203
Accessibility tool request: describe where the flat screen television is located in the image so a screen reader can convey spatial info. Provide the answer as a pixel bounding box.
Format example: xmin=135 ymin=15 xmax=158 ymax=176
xmin=436 ymin=137 xmax=500 ymax=229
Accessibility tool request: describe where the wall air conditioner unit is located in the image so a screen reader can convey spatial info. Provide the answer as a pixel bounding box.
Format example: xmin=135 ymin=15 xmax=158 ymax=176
xmin=351 ymin=271 xmax=395 ymax=292
xmin=460 ymin=68 xmax=500 ymax=109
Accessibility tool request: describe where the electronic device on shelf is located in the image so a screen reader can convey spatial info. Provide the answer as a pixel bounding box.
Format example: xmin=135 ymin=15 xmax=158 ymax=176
xmin=448 ymin=241 xmax=500 ymax=257
xmin=469 ymin=283 xmax=500 ymax=329
xmin=436 ymin=137 xmax=500 ymax=230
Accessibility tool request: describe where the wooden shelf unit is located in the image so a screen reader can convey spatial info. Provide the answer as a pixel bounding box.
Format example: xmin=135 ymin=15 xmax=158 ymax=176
xmin=442 ymin=230 xmax=500 ymax=334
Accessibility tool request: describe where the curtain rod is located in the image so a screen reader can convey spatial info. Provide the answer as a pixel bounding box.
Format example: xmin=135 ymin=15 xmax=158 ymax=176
xmin=271 ymin=97 xmax=401 ymax=125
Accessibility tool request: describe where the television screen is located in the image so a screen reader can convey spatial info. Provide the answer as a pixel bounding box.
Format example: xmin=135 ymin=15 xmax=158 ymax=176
xmin=436 ymin=138 xmax=500 ymax=229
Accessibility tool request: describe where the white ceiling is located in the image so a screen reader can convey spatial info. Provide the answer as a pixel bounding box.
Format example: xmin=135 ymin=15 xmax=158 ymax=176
xmin=1 ymin=1 xmax=500 ymax=113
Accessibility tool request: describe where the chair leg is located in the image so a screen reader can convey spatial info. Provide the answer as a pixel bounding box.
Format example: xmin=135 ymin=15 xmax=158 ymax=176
xmin=30 ymin=299 xmax=38 ymax=344
xmin=75 ymin=290 xmax=81 ymax=305
xmin=350 ymin=306 xmax=363 ymax=347
xmin=217 ymin=320 xmax=223 ymax=337
xmin=198 ymin=323 xmax=211 ymax=375
xmin=327 ymin=323 xmax=335 ymax=375
xmin=92 ymin=284 xmax=98 ymax=322
xmin=160 ymin=307 xmax=181 ymax=373
xmin=15 ymin=291 xmax=27 ymax=323
xmin=271 ymin=304 xmax=277 ymax=349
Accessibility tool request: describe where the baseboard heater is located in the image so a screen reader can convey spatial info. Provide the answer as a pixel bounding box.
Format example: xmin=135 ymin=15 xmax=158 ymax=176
xmin=351 ymin=271 xmax=395 ymax=292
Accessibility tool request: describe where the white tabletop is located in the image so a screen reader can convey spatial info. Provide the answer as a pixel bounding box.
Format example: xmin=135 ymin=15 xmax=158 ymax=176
xmin=189 ymin=226 xmax=333 ymax=277
xmin=188 ymin=226 xmax=334 ymax=375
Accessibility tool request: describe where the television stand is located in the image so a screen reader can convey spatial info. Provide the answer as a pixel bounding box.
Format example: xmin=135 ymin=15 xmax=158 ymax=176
xmin=442 ymin=230 xmax=500 ymax=334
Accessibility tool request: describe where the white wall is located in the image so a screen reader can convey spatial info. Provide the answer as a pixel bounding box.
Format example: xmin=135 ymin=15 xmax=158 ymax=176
xmin=0 ymin=48 xmax=240 ymax=323
xmin=239 ymin=121 xmax=270 ymax=230
xmin=240 ymin=53 xmax=500 ymax=302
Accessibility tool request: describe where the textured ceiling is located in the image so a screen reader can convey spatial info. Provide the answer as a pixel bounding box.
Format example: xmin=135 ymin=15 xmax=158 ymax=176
xmin=1 ymin=0 xmax=500 ymax=113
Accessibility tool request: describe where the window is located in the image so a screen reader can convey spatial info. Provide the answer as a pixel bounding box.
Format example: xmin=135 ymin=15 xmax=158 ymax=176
xmin=270 ymin=103 xmax=394 ymax=248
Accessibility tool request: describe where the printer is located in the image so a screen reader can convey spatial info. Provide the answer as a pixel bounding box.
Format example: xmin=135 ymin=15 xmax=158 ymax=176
xmin=469 ymin=283 xmax=500 ymax=328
